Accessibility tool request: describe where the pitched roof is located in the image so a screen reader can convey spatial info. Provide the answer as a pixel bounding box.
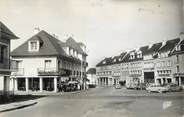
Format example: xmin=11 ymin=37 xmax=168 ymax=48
xmin=65 ymin=37 xmax=84 ymax=54
xmin=96 ymin=57 xmax=113 ymax=67
xmin=0 ymin=21 xmax=19 ymax=39
xmin=77 ymin=42 xmax=85 ymax=46
xmin=11 ymin=30 xmax=67 ymax=57
xmin=171 ymin=39 xmax=184 ymax=55
xmin=119 ymin=52 xmax=127 ymax=61
xmin=158 ymin=38 xmax=180 ymax=53
xmin=111 ymin=56 xmax=120 ymax=64
xmin=139 ymin=46 xmax=149 ymax=55
xmin=144 ymin=42 xmax=162 ymax=55
xmin=87 ymin=68 xmax=96 ymax=74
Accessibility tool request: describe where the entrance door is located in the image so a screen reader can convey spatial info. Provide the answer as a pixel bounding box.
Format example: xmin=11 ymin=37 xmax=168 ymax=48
xmin=144 ymin=72 xmax=154 ymax=83
xmin=175 ymin=77 xmax=179 ymax=86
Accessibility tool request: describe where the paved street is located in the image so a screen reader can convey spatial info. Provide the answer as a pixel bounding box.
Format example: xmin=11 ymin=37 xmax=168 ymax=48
xmin=1 ymin=87 xmax=184 ymax=117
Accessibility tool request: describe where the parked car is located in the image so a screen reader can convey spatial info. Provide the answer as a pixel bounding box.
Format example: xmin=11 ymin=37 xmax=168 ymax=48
xmin=146 ymin=84 xmax=169 ymax=93
xmin=115 ymin=84 xmax=121 ymax=89
xmin=62 ymin=83 xmax=77 ymax=92
xmin=137 ymin=83 xmax=147 ymax=90
xmin=165 ymin=83 xmax=182 ymax=92
xmin=126 ymin=83 xmax=138 ymax=90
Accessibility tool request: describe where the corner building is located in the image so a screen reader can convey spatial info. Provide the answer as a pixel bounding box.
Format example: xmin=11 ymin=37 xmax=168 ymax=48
xmin=10 ymin=30 xmax=87 ymax=92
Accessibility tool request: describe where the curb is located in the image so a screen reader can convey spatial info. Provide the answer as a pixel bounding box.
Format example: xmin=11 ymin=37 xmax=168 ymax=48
xmin=0 ymin=101 xmax=37 ymax=113
xmin=15 ymin=89 xmax=89 ymax=96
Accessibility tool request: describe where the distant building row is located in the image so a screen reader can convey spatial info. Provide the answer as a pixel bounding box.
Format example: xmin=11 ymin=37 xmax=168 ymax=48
xmin=96 ymin=33 xmax=184 ymax=88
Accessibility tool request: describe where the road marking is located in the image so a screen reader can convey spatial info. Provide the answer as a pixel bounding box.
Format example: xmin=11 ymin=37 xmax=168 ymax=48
xmin=162 ymin=101 xmax=172 ymax=110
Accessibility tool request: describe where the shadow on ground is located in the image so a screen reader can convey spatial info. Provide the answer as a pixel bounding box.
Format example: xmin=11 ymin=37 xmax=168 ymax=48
xmin=0 ymin=95 xmax=46 ymax=105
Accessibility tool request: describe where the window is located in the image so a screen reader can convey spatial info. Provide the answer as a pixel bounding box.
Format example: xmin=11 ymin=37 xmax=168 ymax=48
xmin=176 ymin=55 xmax=179 ymax=63
xmin=29 ymin=41 xmax=39 ymax=52
xmin=102 ymin=61 xmax=106 ymax=64
xmin=137 ymin=51 xmax=142 ymax=58
xmin=130 ymin=52 xmax=135 ymax=60
xmin=17 ymin=61 xmax=22 ymax=69
xmin=30 ymin=42 xmax=37 ymax=50
xmin=0 ymin=46 xmax=5 ymax=63
xmin=176 ymin=45 xmax=181 ymax=51
xmin=44 ymin=60 xmax=52 ymax=70
xmin=176 ymin=66 xmax=180 ymax=73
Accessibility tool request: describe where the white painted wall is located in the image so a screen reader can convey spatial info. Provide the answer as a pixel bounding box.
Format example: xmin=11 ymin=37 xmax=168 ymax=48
xmin=0 ymin=76 xmax=4 ymax=91
xmin=87 ymin=74 xmax=97 ymax=85
xmin=12 ymin=57 xmax=57 ymax=77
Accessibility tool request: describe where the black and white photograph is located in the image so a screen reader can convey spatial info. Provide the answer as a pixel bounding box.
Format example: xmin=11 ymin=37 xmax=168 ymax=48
xmin=0 ymin=0 xmax=184 ymax=117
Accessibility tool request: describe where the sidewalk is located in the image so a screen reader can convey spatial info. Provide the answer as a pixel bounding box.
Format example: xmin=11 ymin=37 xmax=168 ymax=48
xmin=0 ymin=100 xmax=37 ymax=113
xmin=14 ymin=89 xmax=88 ymax=96
xmin=0 ymin=89 xmax=89 ymax=113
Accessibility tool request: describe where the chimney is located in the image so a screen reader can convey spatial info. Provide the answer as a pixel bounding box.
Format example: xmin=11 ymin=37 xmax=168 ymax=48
xmin=53 ymin=34 xmax=59 ymax=39
xmin=34 ymin=27 xmax=40 ymax=35
xmin=162 ymin=40 xmax=167 ymax=46
xmin=148 ymin=44 xmax=152 ymax=49
xmin=63 ymin=34 xmax=69 ymax=42
xmin=179 ymin=32 xmax=184 ymax=41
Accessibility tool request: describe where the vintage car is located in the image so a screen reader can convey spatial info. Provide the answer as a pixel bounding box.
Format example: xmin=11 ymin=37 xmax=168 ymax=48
xmin=165 ymin=83 xmax=182 ymax=92
xmin=146 ymin=84 xmax=169 ymax=93
xmin=126 ymin=83 xmax=139 ymax=90
xmin=115 ymin=84 xmax=122 ymax=89
xmin=137 ymin=83 xmax=147 ymax=90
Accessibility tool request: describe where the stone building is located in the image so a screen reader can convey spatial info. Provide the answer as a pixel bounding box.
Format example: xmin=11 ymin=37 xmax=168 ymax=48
xmin=96 ymin=33 xmax=184 ymax=88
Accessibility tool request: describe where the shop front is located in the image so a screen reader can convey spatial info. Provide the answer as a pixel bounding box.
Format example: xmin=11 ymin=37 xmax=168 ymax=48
xmin=174 ymin=73 xmax=184 ymax=88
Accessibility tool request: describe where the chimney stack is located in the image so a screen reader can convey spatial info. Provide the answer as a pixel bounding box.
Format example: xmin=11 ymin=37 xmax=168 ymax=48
xmin=52 ymin=34 xmax=59 ymax=39
xmin=179 ymin=32 xmax=184 ymax=41
xmin=34 ymin=27 xmax=40 ymax=35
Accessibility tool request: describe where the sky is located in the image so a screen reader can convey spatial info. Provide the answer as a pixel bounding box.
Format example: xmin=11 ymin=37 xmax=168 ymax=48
xmin=0 ymin=0 xmax=183 ymax=68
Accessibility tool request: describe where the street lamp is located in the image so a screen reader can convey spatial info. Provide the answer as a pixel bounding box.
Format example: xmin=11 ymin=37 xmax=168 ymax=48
xmin=80 ymin=58 xmax=83 ymax=90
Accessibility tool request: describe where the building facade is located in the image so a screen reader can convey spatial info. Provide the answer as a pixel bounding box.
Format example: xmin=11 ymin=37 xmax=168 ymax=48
xmin=171 ymin=33 xmax=184 ymax=88
xmin=0 ymin=21 xmax=18 ymax=98
xmin=96 ymin=33 xmax=184 ymax=88
xmin=86 ymin=68 xmax=97 ymax=85
xmin=10 ymin=29 xmax=87 ymax=92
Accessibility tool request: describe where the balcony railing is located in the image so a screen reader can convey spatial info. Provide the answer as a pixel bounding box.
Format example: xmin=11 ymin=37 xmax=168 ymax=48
xmin=37 ymin=68 xmax=71 ymax=76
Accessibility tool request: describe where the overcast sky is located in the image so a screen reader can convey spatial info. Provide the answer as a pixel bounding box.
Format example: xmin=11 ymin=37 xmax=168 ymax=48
xmin=0 ymin=0 xmax=183 ymax=68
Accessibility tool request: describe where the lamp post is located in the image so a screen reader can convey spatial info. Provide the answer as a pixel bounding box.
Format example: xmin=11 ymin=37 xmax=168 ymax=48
xmin=81 ymin=58 xmax=83 ymax=90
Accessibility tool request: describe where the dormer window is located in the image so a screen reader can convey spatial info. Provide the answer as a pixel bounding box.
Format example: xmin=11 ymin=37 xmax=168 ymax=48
xmin=137 ymin=51 xmax=142 ymax=58
xmin=103 ymin=61 xmax=106 ymax=64
xmin=176 ymin=45 xmax=181 ymax=51
xmin=28 ymin=41 xmax=39 ymax=52
xmin=130 ymin=52 xmax=135 ymax=60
